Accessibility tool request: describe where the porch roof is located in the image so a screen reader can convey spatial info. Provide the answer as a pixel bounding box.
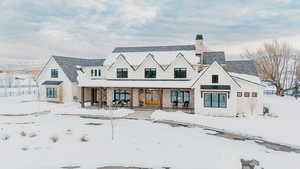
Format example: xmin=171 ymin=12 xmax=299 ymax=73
xmin=79 ymin=79 xmax=192 ymax=89
xmin=41 ymin=81 xmax=63 ymax=85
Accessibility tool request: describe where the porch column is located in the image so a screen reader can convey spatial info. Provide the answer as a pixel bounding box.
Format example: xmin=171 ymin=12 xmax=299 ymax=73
xmin=100 ymin=87 xmax=103 ymax=108
xmin=81 ymin=87 xmax=85 ymax=108
xmin=91 ymin=88 xmax=94 ymax=106
xmin=160 ymin=88 xmax=163 ymax=109
xmin=130 ymin=88 xmax=133 ymax=108
xmin=97 ymin=88 xmax=100 ymax=109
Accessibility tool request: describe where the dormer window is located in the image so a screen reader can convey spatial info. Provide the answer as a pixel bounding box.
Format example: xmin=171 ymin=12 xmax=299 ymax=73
xmin=212 ymin=75 xmax=218 ymax=83
xmin=117 ymin=68 xmax=128 ymax=78
xmin=51 ymin=69 xmax=58 ymax=78
xmin=145 ymin=68 xmax=156 ymax=78
xmin=91 ymin=69 xmax=101 ymax=77
xmin=174 ymin=68 xmax=187 ymax=78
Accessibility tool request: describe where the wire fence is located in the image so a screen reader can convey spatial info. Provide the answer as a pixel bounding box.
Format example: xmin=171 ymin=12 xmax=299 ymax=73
xmin=0 ymin=86 xmax=38 ymax=97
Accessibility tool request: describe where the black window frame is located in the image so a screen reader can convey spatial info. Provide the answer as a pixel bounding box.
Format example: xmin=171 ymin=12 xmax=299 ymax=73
xmin=113 ymin=89 xmax=130 ymax=102
xmin=144 ymin=68 xmax=157 ymax=78
xmin=203 ymin=93 xmax=227 ymax=108
xmin=51 ymin=69 xmax=58 ymax=78
xmin=174 ymin=68 xmax=187 ymax=78
xmin=117 ymin=68 xmax=128 ymax=78
xmin=212 ymin=75 xmax=219 ymax=83
xmin=170 ymin=91 xmax=190 ymax=103
xmin=244 ymin=92 xmax=250 ymax=97
xmin=237 ymin=92 xmax=242 ymax=97
xmin=46 ymin=88 xmax=57 ymax=98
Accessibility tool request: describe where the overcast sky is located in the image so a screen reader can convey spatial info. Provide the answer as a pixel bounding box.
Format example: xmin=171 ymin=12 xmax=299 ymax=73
xmin=1 ymin=0 xmax=300 ymax=66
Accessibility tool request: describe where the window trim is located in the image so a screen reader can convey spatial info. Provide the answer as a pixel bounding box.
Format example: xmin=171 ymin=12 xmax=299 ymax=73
xmin=171 ymin=91 xmax=190 ymax=103
xmin=174 ymin=68 xmax=187 ymax=78
xmin=144 ymin=68 xmax=157 ymax=78
xmin=212 ymin=75 xmax=219 ymax=83
xmin=203 ymin=92 xmax=227 ymax=108
xmin=113 ymin=89 xmax=130 ymax=102
xmin=46 ymin=88 xmax=57 ymax=98
xmin=51 ymin=69 xmax=58 ymax=78
xmin=117 ymin=68 xmax=128 ymax=78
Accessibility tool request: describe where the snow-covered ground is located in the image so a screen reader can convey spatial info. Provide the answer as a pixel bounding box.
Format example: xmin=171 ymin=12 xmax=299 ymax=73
xmin=0 ymin=95 xmax=300 ymax=168
xmin=152 ymin=95 xmax=300 ymax=147
xmin=0 ymin=95 xmax=133 ymax=117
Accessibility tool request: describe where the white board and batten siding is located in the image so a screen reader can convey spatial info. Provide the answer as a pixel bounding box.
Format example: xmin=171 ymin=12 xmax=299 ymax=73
xmin=37 ymin=57 xmax=75 ymax=103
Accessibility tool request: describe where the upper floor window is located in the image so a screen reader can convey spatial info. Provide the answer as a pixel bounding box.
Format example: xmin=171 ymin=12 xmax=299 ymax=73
xmin=212 ymin=75 xmax=218 ymax=83
xmin=145 ymin=68 xmax=156 ymax=78
xmin=91 ymin=69 xmax=101 ymax=77
xmin=117 ymin=68 xmax=128 ymax=78
xmin=51 ymin=69 xmax=58 ymax=78
xmin=174 ymin=68 xmax=187 ymax=78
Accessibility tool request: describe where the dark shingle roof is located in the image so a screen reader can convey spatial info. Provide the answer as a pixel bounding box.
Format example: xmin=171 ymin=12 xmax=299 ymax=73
xmin=112 ymin=45 xmax=195 ymax=53
xmin=41 ymin=81 xmax=63 ymax=85
xmin=203 ymin=52 xmax=226 ymax=65
xmin=225 ymin=60 xmax=258 ymax=76
xmin=53 ymin=56 xmax=105 ymax=83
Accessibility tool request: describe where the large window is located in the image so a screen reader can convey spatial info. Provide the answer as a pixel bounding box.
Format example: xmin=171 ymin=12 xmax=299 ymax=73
xmin=51 ymin=69 xmax=58 ymax=78
xmin=171 ymin=91 xmax=190 ymax=103
xmin=117 ymin=68 xmax=128 ymax=78
xmin=46 ymin=88 xmax=57 ymax=98
xmin=114 ymin=90 xmax=130 ymax=102
xmin=174 ymin=68 xmax=187 ymax=78
xmin=145 ymin=68 xmax=156 ymax=78
xmin=204 ymin=93 xmax=227 ymax=108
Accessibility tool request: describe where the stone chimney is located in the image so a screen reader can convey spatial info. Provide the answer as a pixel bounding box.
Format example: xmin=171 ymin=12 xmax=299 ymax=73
xmin=195 ymin=34 xmax=205 ymax=54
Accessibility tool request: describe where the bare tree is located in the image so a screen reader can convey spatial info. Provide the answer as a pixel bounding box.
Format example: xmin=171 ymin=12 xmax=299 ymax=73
xmin=244 ymin=40 xmax=299 ymax=96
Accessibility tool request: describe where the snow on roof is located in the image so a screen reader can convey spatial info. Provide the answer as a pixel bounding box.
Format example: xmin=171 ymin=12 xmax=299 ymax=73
xmin=229 ymin=72 xmax=261 ymax=84
xmin=79 ymin=79 xmax=192 ymax=88
xmin=104 ymin=50 xmax=198 ymax=66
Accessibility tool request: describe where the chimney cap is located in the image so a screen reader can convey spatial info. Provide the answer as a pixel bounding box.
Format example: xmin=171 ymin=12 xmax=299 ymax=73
xmin=196 ymin=34 xmax=203 ymax=40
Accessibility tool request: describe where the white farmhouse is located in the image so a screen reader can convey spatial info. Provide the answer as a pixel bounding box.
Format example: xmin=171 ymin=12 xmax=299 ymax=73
xmin=77 ymin=35 xmax=264 ymax=116
xmin=36 ymin=56 xmax=105 ymax=103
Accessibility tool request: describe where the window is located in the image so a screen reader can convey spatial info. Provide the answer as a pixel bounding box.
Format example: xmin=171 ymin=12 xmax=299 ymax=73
xmin=244 ymin=92 xmax=250 ymax=97
xmin=117 ymin=68 xmax=128 ymax=78
xmin=212 ymin=75 xmax=219 ymax=83
xmin=46 ymin=88 xmax=57 ymax=98
xmin=171 ymin=91 xmax=190 ymax=103
xmin=91 ymin=69 xmax=94 ymax=77
xmin=174 ymin=68 xmax=187 ymax=78
xmin=91 ymin=69 xmax=101 ymax=77
xmin=114 ymin=90 xmax=130 ymax=102
xmin=145 ymin=68 xmax=156 ymax=78
xmin=203 ymin=93 xmax=227 ymax=108
xmin=237 ymin=92 xmax=242 ymax=97
xmin=51 ymin=69 xmax=58 ymax=78
xmin=252 ymin=92 xmax=258 ymax=97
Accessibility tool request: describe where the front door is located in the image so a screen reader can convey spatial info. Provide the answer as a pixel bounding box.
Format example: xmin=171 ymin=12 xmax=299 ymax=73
xmin=145 ymin=89 xmax=159 ymax=105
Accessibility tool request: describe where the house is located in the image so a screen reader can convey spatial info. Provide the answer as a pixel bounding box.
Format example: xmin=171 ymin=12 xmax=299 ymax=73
xmin=77 ymin=34 xmax=264 ymax=116
xmin=36 ymin=56 xmax=105 ymax=103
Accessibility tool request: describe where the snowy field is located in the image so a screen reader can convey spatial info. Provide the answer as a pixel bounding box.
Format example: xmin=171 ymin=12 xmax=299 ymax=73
xmin=0 ymin=95 xmax=300 ymax=169
xmin=152 ymin=95 xmax=300 ymax=147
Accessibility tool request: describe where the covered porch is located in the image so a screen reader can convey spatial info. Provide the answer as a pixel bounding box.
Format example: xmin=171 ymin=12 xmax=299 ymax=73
xmin=80 ymin=87 xmax=194 ymax=113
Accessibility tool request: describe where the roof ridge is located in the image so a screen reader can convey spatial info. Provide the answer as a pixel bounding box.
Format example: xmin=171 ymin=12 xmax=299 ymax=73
xmin=53 ymin=55 xmax=105 ymax=61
